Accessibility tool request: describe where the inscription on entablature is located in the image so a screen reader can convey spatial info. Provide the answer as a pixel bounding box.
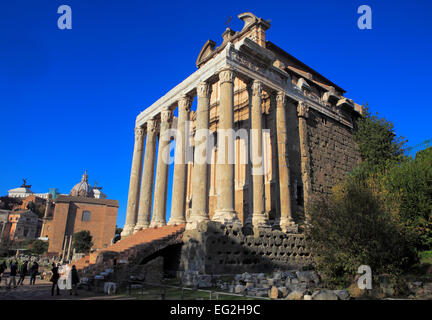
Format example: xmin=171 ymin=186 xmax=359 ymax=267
xmin=228 ymin=49 xmax=286 ymax=88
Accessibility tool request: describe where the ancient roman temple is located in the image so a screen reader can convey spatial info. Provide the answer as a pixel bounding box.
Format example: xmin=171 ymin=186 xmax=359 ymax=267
xmin=119 ymin=12 xmax=362 ymax=273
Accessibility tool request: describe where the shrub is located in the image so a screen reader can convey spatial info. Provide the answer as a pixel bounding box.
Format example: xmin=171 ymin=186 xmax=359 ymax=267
xmin=72 ymin=230 xmax=93 ymax=253
xmin=29 ymin=239 xmax=48 ymax=255
xmin=306 ymin=180 xmax=418 ymax=287
xmin=380 ymin=147 xmax=432 ymax=249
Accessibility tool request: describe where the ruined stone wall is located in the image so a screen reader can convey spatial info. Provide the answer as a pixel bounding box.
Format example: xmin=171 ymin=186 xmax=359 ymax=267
xmin=306 ymin=110 xmax=360 ymax=196
xmin=180 ymin=221 xmax=311 ymax=275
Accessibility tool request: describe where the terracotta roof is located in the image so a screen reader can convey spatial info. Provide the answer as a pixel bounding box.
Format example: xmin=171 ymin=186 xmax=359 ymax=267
xmin=54 ymin=195 xmax=119 ymax=207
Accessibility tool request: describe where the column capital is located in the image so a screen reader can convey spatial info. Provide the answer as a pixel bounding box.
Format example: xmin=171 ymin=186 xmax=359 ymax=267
xmin=252 ymin=80 xmax=263 ymax=97
xmin=160 ymin=109 xmax=173 ymax=124
xmin=197 ymin=81 xmax=210 ymax=98
xmin=134 ymin=126 xmax=145 ymax=142
xmin=219 ymin=67 xmax=235 ymax=84
xmin=179 ymin=95 xmax=192 ymax=112
xmin=297 ymin=101 xmax=310 ymax=119
xmin=276 ymin=91 xmax=286 ymax=105
xmin=146 ymin=119 xmax=158 ymax=133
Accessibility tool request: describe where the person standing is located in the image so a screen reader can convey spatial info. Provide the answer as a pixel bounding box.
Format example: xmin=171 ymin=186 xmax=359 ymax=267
xmin=7 ymin=261 xmax=18 ymax=289
xmin=50 ymin=263 xmax=60 ymax=296
xmin=0 ymin=261 xmax=6 ymax=286
xmin=70 ymin=265 xmax=79 ymax=296
xmin=29 ymin=261 xmax=39 ymax=285
xmin=17 ymin=261 xmax=28 ymax=285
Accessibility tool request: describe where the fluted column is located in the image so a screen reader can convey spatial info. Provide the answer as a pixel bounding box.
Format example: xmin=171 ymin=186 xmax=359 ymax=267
xmin=121 ymin=127 xmax=145 ymax=237
xmin=187 ymin=82 xmax=211 ymax=230
xmin=135 ymin=119 xmax=158 ymax=231
xmin=297 ymin=101 xmax=311 ymax=220
xmin=246 ymin=80 xmax=270 ymax=229
xmin=169 ymin=96 xmax=192 ymax=225
xmin=275 ymin=92 xmax=295 ymax=232
xmin=213 ymin=67 xmax=241 ymax=227
xmin=150 ymin=109 xmax=173 ymax=228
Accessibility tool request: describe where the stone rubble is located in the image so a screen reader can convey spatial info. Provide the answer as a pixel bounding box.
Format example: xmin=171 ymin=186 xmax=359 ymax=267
xmin=181 ymin=269 xmax=352 ymax=300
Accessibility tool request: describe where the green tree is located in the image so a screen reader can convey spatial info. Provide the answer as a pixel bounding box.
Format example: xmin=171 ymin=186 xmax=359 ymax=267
xmin=29 ymin=239 xmax=48 ymax=255
xmin=114 ymin=226 xmax=122 ymax=243
xmin=0 ymin=196 xmax=22 ymax=210
xmin=380 ymin=147 xmax=432 ymax=249
xmin=306 ymin=180 xmax=418 ymax=287
xmin=26 ymin=201 xmax=46 ymax=218
xmin=72 ymin=230 xmax=93 ymax=253
xmin=353 ymin=105 xmax=407 ymax=168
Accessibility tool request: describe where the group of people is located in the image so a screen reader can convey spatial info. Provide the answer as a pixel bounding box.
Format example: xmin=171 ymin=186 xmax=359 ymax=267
xmin=50 ymin=262 xmax=80 ymax=296
xmin=0 ymin=259 xmax=80 ymax=297
xmin=0 ymin=260 xmax=39 ymax=289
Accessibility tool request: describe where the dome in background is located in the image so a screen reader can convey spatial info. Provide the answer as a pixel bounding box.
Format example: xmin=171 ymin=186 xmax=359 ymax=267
xmin=70 ymin=170 xmax=94 ymax=198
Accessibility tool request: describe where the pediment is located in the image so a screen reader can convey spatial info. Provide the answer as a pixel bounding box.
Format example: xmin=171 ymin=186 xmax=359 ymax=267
xmin=196 ymin=39 xmax=216 ymax=68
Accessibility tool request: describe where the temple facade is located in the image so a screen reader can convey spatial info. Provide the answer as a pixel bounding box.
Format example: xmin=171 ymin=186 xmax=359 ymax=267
xmin=122 ymin=12 xmax=362 ymax=238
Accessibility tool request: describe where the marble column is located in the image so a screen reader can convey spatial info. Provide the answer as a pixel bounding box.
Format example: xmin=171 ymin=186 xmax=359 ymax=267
xmin=297 ymin=101 xmax=311 ymax=220
xmin=275 ymin=92 xmax=295 ymax=232
xmin=135 ymin=119 xmax=158 ymax=231
xmin=187 ymin=82 xmax=211 ymax=230
xmin=246 ymin=80 xmax=270 ymax=229
xmin=213 ymin=67 xmax=241 ymax=227
xmin=150 ymin=109 xmax=173 ymax=228
xmin=121 ymin=126 xmax=145 ymax=237
xmin=169 ymin=96 xmax=191 ymax=225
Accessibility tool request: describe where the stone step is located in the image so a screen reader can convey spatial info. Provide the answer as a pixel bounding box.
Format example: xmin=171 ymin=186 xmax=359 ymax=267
xmin=73 ymin=225 xmax=185 ymax=277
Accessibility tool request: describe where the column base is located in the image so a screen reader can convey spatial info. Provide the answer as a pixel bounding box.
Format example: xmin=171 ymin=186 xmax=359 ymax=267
xmin=280 ymin=218 xmax=298 ymax=233
xmin=121 ymin=224 xmax=135 ymax=238
xmin=212 ymin=210 xmax=242 ymax=228
xmin=186 ymin=213 xmax=209 ymax=230
xmin=149 ymin=220 xmax=166 ymax=228
xmin=168 ymin=218 xmax=186 ymax=226
xmin=245 ymin=211 xmax=271 ymax=229
xmin=133 ymin=222 xmax=150 ymax=233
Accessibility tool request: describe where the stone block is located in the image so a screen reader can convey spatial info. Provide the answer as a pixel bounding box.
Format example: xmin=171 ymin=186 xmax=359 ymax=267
xmin=285 ymin=289 xmax=305 ymax=300
xmin=235 ymin=285 xmax=246 ymax=294
xmin=268 ymin=286 xmax=281 ymax=299
xmin=313 ymin=290 xmax=338 ymax=300
xmin=333 ymin=289 xmax=350 ymax=300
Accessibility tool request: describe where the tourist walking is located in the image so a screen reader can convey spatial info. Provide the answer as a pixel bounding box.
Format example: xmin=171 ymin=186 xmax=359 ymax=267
xmin=0 ymin=261 xmax=6 ymax=286
xmin=29 ymin=261 xmax=39 ymax=285
xmin=7 ymin=261 xmax=18 ymax=289
xmin=17 ymin=260 xmax=28 ymax=285
xmin=70 ymin=265 xmax=79 ymax=296
xmin=50 ymin=263 xmax=60 ymax=296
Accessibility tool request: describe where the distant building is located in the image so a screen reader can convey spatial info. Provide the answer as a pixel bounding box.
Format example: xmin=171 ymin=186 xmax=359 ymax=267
xmin=0 ymin=209 xmax=41 ymax=241
xmin=41 ymin=171 xmax=118 ymax=257
xmin=7 ymin=210 xmax=41 ymax=240
xmin=8 ymin=179 xmax=57 ymax=200
xmin=0 ymin=210 xmax=11 ymax=241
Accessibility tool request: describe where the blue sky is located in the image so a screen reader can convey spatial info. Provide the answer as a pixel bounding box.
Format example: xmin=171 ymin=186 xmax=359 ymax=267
xmin=1 ymin=0 xmax=431 ymax=228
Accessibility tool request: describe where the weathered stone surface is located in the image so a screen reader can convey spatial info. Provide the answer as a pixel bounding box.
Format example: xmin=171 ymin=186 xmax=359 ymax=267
xmin=268 ymin=286 xmax=282 ymax=299
xmin=333 ymin=289 xmax=350 ymax=300
xmin=246 ymin=282 xmax=255 ymax=289
xmin=235 ymin=285 xmax=246 ymax=294
xmin=313 ymin=290 xmax=338 ymax=300
xmin=181 ymin=222 xmax=312 ymax=274
xmin=296 ymin=271 xmax=320 ymax=284
xmin=278 ymin=286 xmax=288 ymax=297
xmin=285 ymin=289 xmax=306 ymax=300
